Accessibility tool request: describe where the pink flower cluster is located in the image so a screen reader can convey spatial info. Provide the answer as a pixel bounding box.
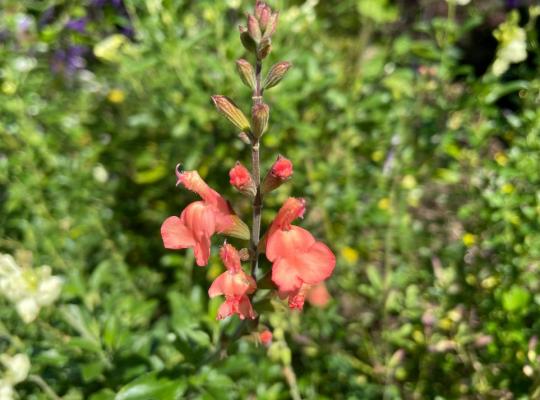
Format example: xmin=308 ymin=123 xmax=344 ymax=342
xmin=161 ymin=157 xmax=335 ymax=319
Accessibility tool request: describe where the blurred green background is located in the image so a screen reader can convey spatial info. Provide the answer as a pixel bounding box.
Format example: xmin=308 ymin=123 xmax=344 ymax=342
xmin=1 ymin=0 xmax=540 ymax=398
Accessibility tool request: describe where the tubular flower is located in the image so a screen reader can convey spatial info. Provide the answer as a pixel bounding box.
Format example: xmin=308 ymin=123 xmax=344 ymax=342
xmin=208 ymin=244 xmax=257 ymax=320
xmin=266 ymin=198 xmax=335 ymax=297
xmin=161 ymin=167 xmax=250 ymax=266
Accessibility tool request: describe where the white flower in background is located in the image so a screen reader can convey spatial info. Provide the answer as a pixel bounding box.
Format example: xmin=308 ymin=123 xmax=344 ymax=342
xmin=445 ymin=0 xmax=471 ymax=5
xmin=0 ymin=353 xmax=30 ymax=400
xmin=492 ymin=12 xmax=528 ymax=76
xmin=0 ymin=382 xmax=15 ymax=400
xmin=0 ymin=254 xmax=63 ymax=323
xmin=0 ymin=354 xmax=30 ymax=385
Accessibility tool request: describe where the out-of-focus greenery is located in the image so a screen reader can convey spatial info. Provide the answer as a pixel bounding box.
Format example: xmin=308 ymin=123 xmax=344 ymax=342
xmin=1 ymin=0 xmax=540 ymax=398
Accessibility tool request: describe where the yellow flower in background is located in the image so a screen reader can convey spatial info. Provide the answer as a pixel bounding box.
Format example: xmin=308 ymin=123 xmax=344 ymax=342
xmin=494 ymin=152 xmax=508 ymax=166
xmin=401 ymin=175 xmax=417 ymax=190
xmin=462 ymin=233 xmax=476 ymax=247
xmin=107 ymin=89 xmax=125 ymax=104
xmin=371 ymin=150 xmax=384 ymax=162
xmin=378 ymin=197 xmax=390 ymax=210
xmin=502 ymin=183 xmax=515 ymax=194
xmin=341 ymin=247 xmax=359 ymax=264
xmin=2 ymin=81 xmax=16 ymax=95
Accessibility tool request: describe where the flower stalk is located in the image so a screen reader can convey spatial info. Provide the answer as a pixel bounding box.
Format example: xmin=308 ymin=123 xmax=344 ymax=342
xmin=250 ymin=57 xmax=264 ymax=279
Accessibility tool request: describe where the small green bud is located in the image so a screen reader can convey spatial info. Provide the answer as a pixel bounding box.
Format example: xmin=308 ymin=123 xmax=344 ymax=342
xmin=239 ymin=26 xmax=256 ymax=53
xmin=252 ymin=103 xmax=269 ymax=138
xmin=264 ymin=61 xmax=292 ymax=90
xmin=212 ymin=95 xmax=251 ymax=131
xmin=236 ymin=59 xmax=256 ymax=90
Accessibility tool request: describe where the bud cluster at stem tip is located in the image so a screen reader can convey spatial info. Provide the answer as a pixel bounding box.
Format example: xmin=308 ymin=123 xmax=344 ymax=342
xmin=239 ymin=0 xmax=279 ymax=60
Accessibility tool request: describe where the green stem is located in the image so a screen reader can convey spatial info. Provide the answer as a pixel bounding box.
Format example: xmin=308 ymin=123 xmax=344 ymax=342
xmin=250 ymin=58 xmax=264 ymax=279
xmin=28 ymin=374 xmax=62 ymax=400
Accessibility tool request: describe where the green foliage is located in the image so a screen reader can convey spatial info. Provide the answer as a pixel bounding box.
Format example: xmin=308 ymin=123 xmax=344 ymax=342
xmin=1 ymin=0 xmax=540 ymax=398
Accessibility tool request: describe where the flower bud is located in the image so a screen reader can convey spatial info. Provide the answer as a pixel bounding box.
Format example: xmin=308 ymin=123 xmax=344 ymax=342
xmin=255 ymin=1 xmax=272 ymax=30
xmin=239 ymin=26 xmax=256 ymax=53
xmin=262 ymin=155 xmax=293 ymax=194
xmin=264 ymin=61 xmax=292 ymax=90
xmin=247 ymin=15 xmax=261 ymax=42
xmin=251 ymin=103 xmax=269 ymax=138
xmin=211 ymin=95 xmax=251 ymax=131
xmin=259 ymin=7 xmax=271 ymax=31
xmin=236 ymin=59 xmax=256 ymax=90
xmin=264 ymin=12 xmax=279 ymax=38
xmin=257 ymin=37 xmax=272 ymax=59
xmin=229 ymin=162 xmax=256 ymax=197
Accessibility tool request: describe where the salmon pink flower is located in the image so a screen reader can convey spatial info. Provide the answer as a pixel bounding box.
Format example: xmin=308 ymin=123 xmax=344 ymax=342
xmin=306 ymin=282 xmax=331 ymax=308
xmin=161 ymin=167 xmax=250 ymax=266
xmin=209 ymin=244 xmax=257 ymax=320
xmin=266 ymin=198 xmax=335 ymax=296
xmin=229 ymin=162 xmax=256 ymax=197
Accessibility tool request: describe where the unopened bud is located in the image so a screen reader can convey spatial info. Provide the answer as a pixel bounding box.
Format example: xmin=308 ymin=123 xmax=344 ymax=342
xmin=264 ymin=61 xmax=292 ymax=90
xmin=258 ymin=37 xmax=272 ymax=59
xmin=259 ymin=7 xmax=271 ymax=31
xmin=264 ymin=12 xmax=279 ymax=38
xmin=252 ymin=103 xmax=269 ymax=138
xmin=211 ymin=95 xmax=251 ymax=131
xmin=239 ymin=26 xmax=256 ymax=53
xmin=236 ymin=59 xmax=256 ymax=90
xmin=247 ymin=15 xmax=261 ymax=42
xmin=262 ymin=155 xmax=293 ymax=194
xmin=229 ymin=162 xmax=256 ymax=197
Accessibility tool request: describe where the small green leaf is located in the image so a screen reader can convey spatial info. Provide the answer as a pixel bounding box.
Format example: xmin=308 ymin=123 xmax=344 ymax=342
xmin=115 ymin=372 xmax=186 ymax=400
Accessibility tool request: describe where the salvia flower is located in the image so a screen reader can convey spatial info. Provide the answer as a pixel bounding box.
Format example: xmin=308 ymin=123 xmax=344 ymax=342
xmin=229 ymin=162 xmax=256 ymax=197
xmin=262 ymin=155 xmax=293 ymax=194
xmin=161 ymin=167 xmax=250 ymax=266
xmin=208 ymin=244 xmax=257 ymax=320
xmin=266 ymin=198 xmax=335 ymax=296
xmin=0 ymin=254 xmax=63 ymax=323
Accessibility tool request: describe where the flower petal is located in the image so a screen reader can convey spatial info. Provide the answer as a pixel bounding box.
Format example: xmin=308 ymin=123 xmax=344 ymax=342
xmin=296 ymin=241 xmax=336 ymax=285
xmin=161 ymin=216 xmax=195 ymax=249
xmin=266 ymin=226 xmax=315 ymax=261
xmin=271 ymin=257 xmax=303 ymax=292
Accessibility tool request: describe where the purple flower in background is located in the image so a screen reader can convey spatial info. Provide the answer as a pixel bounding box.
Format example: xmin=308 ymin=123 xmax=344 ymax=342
xmin=91 ymin=0 xmax=124 ymax=8
xmin=65 ymin=17 xmax=88 ymax=33
xmin=17 ymin=16 xmax=32 ymax=33
xmin=506 ymin=0 xmax=520 ymax=8
xmin=51 ymin=45 xmax=87 ymax=77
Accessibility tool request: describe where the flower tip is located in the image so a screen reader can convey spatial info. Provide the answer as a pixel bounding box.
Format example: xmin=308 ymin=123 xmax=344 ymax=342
xmin=175 ymin=163 xmax=184 ymax=186
xmin=271 ymin=155 xmax=293 ymax=179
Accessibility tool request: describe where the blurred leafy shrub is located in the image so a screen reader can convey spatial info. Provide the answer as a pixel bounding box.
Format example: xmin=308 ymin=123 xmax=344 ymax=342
xmin=1 ymin=0 xmax=540 ymax=398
